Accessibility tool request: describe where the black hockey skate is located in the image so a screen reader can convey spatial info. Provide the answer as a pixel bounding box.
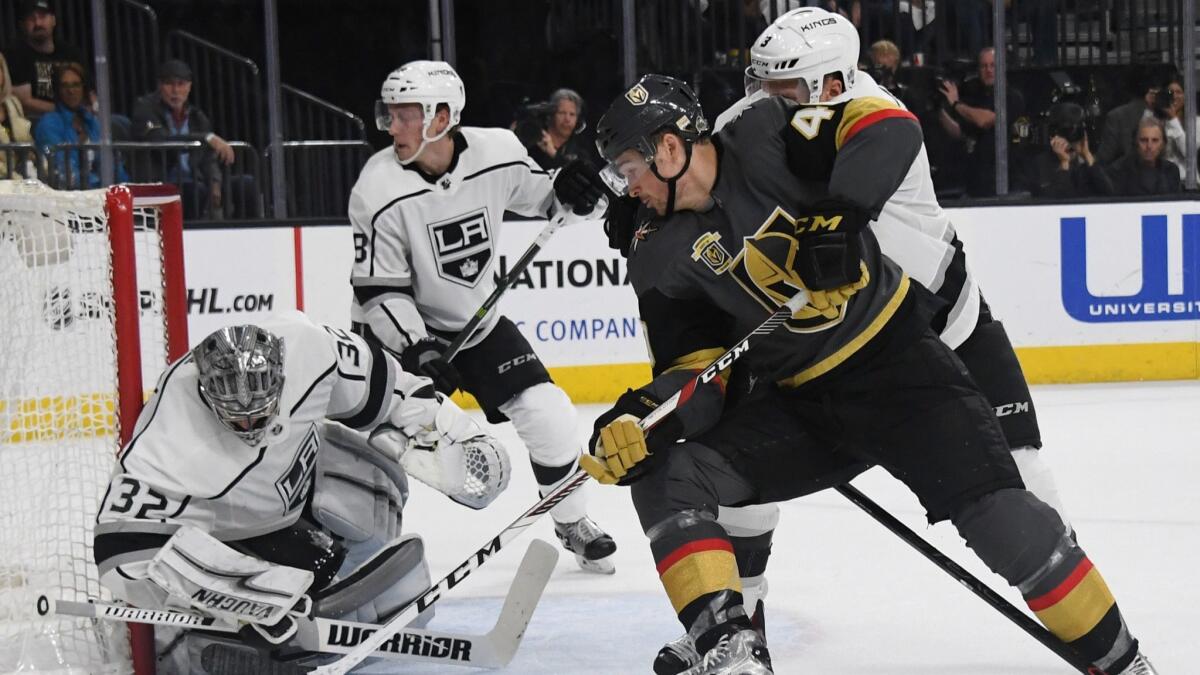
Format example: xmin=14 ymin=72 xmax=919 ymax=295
xmin=1115 ymin=653 xmax=1159 ymax=674
xmin=680 ymin=627 xmax=771 ymax=675
xmin=553 ymin=516 xmax=616 ymax=574
xmin=655 ymin=599 xmax=767 ymax=674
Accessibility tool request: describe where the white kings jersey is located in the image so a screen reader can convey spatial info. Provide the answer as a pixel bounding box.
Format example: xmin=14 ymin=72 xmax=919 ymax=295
xmin=348 ymin=127 xmax=554 ymax=353
xmin=715 ymin=72 xmax=981 ymax=349
xmin=94 ymin=311 xmax=421 ymax=606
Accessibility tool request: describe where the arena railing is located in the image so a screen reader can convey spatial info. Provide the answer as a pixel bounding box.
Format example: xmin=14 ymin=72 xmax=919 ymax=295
xmin=282 ymin=85 xmax=366 ymax=141
xmin=267 ymin=140 xmax=374 ymax=219
xmin=164 ymin=29 xmax=266 ymax=149
xmin=40 ymin=140 xmax=266 ymax=221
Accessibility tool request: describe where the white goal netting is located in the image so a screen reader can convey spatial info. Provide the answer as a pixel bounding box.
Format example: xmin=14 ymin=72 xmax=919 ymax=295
xmin=0 ymin=181 xmax=179 ymax=674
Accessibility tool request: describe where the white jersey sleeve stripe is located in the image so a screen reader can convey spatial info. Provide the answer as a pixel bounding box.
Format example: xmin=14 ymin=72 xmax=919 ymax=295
xmin=461 ymin=160 xmax=549 ymax=182
xmin=368 ymin=189 xmax=433 ymax=276
xmin=329 ymin=335 xmax=397 ymax=430
xmin=288 ymin=362 xmax=337 ymax=417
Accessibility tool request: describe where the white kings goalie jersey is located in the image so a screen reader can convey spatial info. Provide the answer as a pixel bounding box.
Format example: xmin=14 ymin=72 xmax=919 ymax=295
xmin=348 ymin=127 xmax=554 ymax=352
xmin=93 ymin=311 xmax=408 ymax=602
xmin=715 ymin=72 xmax=980 ymax=349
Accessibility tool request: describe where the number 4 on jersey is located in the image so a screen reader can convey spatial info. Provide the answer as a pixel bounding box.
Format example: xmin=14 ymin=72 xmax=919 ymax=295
xmin=790 ymin=107 xmax=836 ymax=140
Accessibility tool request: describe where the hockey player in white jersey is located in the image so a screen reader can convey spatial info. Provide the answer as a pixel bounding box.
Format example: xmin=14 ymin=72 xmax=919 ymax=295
xmin=348 ymin=60 xmax=617 ymax=573
xmin=648 ymin=8 xmax=1157 ymax=675
xmin=94 ymin=311 xmax=511 ymax=672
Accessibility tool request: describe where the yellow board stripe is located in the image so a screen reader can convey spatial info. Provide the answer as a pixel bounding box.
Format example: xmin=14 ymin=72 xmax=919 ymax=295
xmin=1015 ymin=341 xmax=1200 ymax=383
xmin=1 ymin=394 xmax=116 ymax=443
xmin=1031 ymin=567 xmax=1116 ymax=642
xmin=659 ymin=549 xmax=741 ymax=614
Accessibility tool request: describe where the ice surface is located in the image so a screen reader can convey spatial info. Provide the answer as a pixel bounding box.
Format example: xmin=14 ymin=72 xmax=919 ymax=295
xmin=386 ymin=380 xmax=1198 ymax=673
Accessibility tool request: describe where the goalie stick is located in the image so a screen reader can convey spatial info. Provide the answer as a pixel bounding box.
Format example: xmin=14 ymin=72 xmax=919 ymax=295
xmin=442 ymin=199 xmax=605 ymax=362
xmin=315 ymin=290 xmax=812 ymax=673
xmin=40 ymin=538 xmax=558 ymax=670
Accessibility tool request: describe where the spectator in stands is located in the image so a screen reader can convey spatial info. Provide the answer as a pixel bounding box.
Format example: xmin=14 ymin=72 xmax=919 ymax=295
xmin=517 ymin=88 xmax=595 ymax=170
xmin=867 ymin=39 xmax=901 ymax=92
xmin=6 ymin=0 xmax=86 ymax=119
xmin=1097 ymin=69 xmax=1160 ymax=166
xmin=1025 ymin=103 xmax=1112 ymax=199
xmin=34 ymin=62 xmax=128 ymax=188
xmin=1106 ymin=117 xmax=1182 ymax=196
xmin=1159 ymin=75 xmax=1187 ymax=181
xmin=0 ymin=53 xmax=35 ymax=179
xmin=937 ymin=46 xmax=1025 ymax=196
xmin=132 ymin=59 xmax=251 ymax=219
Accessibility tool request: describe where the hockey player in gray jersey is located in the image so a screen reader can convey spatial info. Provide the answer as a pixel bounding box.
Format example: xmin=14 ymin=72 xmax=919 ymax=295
xmin=650 ymin=7 xmax=1116 ymax=673
xmin=94 ymin=311 xmax=510 ymax=672
xmin=571 ymin=74 xmax=1153 ymax=674
xmin=348 ymin=60 xmax=616 ymax=573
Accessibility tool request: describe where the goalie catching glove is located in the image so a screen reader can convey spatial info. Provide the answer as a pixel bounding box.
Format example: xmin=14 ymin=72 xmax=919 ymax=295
xmin=582 ymin=388 xmax=684 ymax=486
xmin=146 ymin=526 xmax=314 ymax=646
xmin=369 ymin=379 xmax=511 ymax=509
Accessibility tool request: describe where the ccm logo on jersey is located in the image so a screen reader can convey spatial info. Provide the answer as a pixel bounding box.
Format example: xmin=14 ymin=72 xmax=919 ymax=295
xmin=324 ymin=625 xmax=473 ymax=662
xmin=497 ymin=353 xmax=539 ymax=373
xmin=276 ymin=425 xmax=320 ymax=512
xmin=428 ymin=208 xmax=492 ymax=287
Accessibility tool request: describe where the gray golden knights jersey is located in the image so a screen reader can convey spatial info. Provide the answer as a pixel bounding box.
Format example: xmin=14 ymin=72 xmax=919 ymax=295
xmin=348 ymin=127 xmax=554 ymax=352
xmin=716 ymin=72 xmax=980 ymax=348
xmin=631 ymin=95 xmax=925 ymax=389
xmin=94 ymin=311 xmax=409 ymax=593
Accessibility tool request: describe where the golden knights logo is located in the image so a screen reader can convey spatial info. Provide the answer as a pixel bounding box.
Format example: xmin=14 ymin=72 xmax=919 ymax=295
xmin=625 ymin=84 xmax=649 ymax=105
xmin=428 ymin=208 xmax=492 ymax=287
xmin=691 ymin=232 xmax=733 ymax=274
xmin=730 ymin=206 xmax=848 ymax=333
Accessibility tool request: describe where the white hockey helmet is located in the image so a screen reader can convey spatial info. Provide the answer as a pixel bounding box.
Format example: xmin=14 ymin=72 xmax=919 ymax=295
xmin=745 ymin=7 xmax=860 ymax=104
xmin=375 ymin=60 xmax=466 ymax=164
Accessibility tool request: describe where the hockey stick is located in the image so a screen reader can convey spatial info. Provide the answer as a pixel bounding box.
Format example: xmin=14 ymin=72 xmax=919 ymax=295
xmin=442 ymin=200 xmax=604 ymax=363
xmin=834 ymin=484 xmax=1099 ymax=674
xmin=40 ymin=539 xmax=557 ymax=670
xmin=317 ymin=290 xmax=811 ymax=673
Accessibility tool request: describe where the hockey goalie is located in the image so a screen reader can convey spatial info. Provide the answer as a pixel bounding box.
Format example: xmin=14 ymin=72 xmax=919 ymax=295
xmin=93 ymin=310 xmax=511 ymax=673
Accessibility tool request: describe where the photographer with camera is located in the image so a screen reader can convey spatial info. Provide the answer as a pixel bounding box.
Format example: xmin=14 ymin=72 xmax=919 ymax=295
xmin=937 ymin=47 xmax=1026 ymax=197
xmin=1026 ymin=102 xmax=1113 ymax=198
xmin=513 ymin=87 xmax=594 ymax=171
xmin=1097 ymin=68 xmax=1175 ymax=166
xmin=1105 ymin=116 xmax=1182 ymax=196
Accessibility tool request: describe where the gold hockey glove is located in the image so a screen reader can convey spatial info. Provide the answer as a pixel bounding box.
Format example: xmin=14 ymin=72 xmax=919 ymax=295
xmin=582 ymin=414 xmax=650 ymax=485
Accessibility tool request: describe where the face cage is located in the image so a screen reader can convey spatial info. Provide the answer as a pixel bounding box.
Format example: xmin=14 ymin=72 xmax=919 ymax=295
xmin=198 ymin=363 xmax=283 ymax=444
xmin=203 ymin=388 xmax=281 ymax=444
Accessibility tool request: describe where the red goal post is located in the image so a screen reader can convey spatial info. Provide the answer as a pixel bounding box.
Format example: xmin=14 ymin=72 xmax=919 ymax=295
xmin=0 ymin=181 xmax=187 ymax=675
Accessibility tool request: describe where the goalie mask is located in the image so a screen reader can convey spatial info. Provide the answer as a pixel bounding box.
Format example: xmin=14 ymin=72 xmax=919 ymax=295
xmin=745 ymin=7 xmax=859 ymax=104
xmin=375 ymin=60 xmax=466 ymax=165
xmin=194 ymin=325 xmax=285 ymax=445
xmin=595 ymin=74 xmax=709 ymax=217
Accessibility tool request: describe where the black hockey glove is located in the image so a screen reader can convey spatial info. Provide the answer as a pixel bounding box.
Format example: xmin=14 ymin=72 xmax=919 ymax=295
xmin=794 ymin=200 xmax=869 ymax=292
xmin=604 ymin=195 xmax=643 ymax=257
xmin=399 ymin=338 xmax=461 ymax=395
xmin=553 ymin=159 xmax=608 ymax=215
xmin=583 ymin=388 xmax=684 ymax=486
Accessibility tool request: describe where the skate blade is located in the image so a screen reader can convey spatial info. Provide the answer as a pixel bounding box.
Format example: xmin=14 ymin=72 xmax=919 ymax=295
xmin=574 ymin=552 xmax=615 ymax=575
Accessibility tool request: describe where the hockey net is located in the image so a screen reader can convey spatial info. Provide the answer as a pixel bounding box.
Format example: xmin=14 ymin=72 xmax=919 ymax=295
xmin=0 ymin=181 xmax=186 ymax=674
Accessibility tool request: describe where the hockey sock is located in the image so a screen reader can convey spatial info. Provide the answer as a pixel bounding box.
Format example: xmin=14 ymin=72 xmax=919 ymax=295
xmin=1020 ymin=541 xmax=1138 ymax=673
xmin=648 ymin=510 xmax=743 ymax=632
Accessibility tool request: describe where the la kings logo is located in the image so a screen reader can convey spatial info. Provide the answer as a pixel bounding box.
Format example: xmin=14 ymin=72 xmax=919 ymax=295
xmin=276 ymin=424 xmax=320 ymax=512
xmin=427 ymin=208 xmax=492 ymax=287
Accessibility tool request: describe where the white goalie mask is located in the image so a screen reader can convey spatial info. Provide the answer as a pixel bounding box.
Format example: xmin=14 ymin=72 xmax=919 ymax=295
xmin=744 ymin=7 xmax=860 ymax=105
xmin=375 ymin=60 xmax=466 ymax=165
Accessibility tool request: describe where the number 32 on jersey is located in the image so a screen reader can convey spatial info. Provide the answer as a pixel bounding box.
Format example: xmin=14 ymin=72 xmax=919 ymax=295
xmin=790 ymin=107 xmax=836 ymax=140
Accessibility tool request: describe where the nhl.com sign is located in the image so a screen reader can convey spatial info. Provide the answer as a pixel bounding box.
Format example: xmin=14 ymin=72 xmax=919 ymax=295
xmin=1060 ymin=212 xmax=1200 ymax=323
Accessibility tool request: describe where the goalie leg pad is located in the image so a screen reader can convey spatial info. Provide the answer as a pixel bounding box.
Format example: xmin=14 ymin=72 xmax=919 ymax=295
xmin=313 ymin=422 xmax=408 ymax=548
xmin=147 ymin=526 xmax=313 ymax=629
xmin=315 ymin=534 xmax=433 ymax=627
